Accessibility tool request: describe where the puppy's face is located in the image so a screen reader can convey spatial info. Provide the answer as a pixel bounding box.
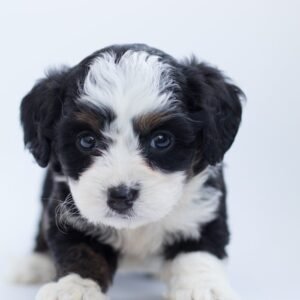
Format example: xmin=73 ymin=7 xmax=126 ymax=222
xmin=58 ymin=51 xmax=196 ymax=228
xmin=21 ymin=44 xmax=243 ymax=229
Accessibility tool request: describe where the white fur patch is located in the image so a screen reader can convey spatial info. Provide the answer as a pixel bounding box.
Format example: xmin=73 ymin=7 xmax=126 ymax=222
xmin=36 ymin=274 xmax=107 ymax=300
xmin=162 ymin=252 xmax=239 ymax=300
xmin=10 ymin=253 xmax=56 ymax=284
xmin=53 ymin=174 xmax=67 ymax=183
xmin=79 ymin=50 xmax=178 ymax=118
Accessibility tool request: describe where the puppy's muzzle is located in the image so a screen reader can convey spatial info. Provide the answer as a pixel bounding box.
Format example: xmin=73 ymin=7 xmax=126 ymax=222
xmin=107 ymin=185 xmax=139 ymax=214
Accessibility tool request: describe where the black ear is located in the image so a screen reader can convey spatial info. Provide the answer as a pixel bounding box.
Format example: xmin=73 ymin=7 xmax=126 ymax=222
xmin=20 ymin=68 xmax=69 ymax=167
xmin=182 ymin=59 xmax=244 ymax=166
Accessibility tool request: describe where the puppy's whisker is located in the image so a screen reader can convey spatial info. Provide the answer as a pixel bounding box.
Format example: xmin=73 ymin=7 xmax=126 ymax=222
xmin=55 ymin=193 xmax=80 ymax=233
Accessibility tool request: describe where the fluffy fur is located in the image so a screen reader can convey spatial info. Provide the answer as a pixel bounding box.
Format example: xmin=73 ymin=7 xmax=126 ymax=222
xmin=36 ymin=274 xmax=107 ymax=300
xmin=162 ymin=252 xmax=239 ymax=300
xmin=10 ymin=253 xmax=55 ymax=284
xmin=17 ymin=44 xmax=244 ymax=299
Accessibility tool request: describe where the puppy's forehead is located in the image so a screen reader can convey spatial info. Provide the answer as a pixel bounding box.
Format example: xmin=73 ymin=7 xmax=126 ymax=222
xmin=78 ymin=50 xmax=179 ymax=123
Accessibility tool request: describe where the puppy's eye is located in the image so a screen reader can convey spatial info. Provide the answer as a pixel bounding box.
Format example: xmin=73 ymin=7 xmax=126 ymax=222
xmin=77 ymin=133 xmax=97 ymax=151
xmin=150 ymin=131 xmax=174 ymax=151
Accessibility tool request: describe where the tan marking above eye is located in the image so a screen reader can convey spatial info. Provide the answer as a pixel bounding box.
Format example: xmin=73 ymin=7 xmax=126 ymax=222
xmin=75 ymin=111 xmax=101 ymax=130
xmin=134 ymin=111 xmax=172 ymax=133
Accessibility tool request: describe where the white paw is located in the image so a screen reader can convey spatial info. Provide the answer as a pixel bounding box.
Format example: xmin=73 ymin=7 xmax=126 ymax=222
xmin=163 ymin=252 xmax=239 ymax=300
xmin=36 ymin=274 xmax=108 ymax=300
xmin=10 ymin=253 xmax=56 ymax=284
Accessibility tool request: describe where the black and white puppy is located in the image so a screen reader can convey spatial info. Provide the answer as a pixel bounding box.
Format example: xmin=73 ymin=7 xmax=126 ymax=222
xmin=16 ymin=44 xmax=243 ymax=300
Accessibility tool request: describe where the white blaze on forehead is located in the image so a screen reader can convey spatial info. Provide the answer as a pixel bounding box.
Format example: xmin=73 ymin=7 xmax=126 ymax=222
xmin=79 ymin=50 xmax=178 ymax=119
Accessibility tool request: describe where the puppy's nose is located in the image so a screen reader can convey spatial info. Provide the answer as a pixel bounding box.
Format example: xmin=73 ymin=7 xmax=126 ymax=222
xmin=107 ymin=185 xmax=139 ymax=213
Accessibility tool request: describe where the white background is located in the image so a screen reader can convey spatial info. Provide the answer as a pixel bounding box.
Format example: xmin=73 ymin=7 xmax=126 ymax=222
xmin=0 ymin=0 xmax=299 ymax=299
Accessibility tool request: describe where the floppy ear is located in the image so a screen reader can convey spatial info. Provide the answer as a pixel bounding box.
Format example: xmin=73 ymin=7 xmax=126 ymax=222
xmin=20 ymin=68 xmax=69 ymax=167
xmin=182 ymin=59 xmax=244 ymax=167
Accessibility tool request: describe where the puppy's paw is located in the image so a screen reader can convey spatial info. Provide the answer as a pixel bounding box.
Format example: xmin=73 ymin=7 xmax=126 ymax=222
xmin=10 ymin=253 xmax=56 ymax=284
xmin=163 ymin=252 xmax=239 ymax=300
xmin=36 ymin=274 xmax=108 ymax=300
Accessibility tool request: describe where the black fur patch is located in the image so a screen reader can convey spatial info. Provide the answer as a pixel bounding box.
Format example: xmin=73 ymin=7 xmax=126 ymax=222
xmin=56 ymin=104 xmax=114 ymax=180
xmin=134 ymin=113 xmax=197 ymax=172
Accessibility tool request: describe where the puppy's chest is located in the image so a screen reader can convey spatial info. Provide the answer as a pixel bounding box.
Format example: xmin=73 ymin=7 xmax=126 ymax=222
xmin=113 ymin=224 xmax=166 ymax=259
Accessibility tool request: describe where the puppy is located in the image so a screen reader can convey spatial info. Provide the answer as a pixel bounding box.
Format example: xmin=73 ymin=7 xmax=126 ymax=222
xmin=17 ymin=44 xmax=243 ymax=299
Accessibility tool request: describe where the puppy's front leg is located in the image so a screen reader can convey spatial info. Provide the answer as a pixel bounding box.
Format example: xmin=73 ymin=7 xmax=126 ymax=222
xmin=163 ymin=252 xmax=238 ymax=300
xmin=36 ymin=226 xmax=118 ymax=300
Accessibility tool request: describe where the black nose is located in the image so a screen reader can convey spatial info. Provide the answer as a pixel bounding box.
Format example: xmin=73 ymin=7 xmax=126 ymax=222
xmin=107 ymin=185 xmax=139 ymax=213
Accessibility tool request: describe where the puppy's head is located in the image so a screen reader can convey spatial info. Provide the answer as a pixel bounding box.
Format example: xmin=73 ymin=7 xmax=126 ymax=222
xmin=21 ymin=44 xmax=243 ymax=229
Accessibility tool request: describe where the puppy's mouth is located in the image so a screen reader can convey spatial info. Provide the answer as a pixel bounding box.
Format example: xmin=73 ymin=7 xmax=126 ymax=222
xmin=106 ymin=208 xmax=135 ymax=219
xmin=102 ymin=208 xmax=149 ymax=229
